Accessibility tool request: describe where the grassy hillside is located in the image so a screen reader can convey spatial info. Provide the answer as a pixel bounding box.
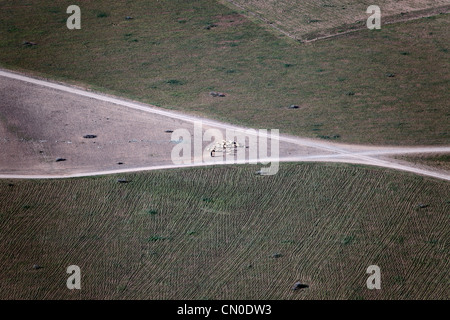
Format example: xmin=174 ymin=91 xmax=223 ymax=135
xmin=0 ymin=163 xmax=448 ymax=299
xmin=225 ymin=0 xmax=450 ymax=40
xmin=0 ymin=0 xmax=449 ymax=145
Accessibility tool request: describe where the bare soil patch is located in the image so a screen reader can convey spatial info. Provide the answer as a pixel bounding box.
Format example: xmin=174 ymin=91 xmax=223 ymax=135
xmin=0 ymin=75 xmax=320 ymax=175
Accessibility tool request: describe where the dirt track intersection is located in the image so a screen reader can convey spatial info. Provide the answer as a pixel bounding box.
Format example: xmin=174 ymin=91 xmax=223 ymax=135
xmin=0 ymin=69 xmax=449 ymax=181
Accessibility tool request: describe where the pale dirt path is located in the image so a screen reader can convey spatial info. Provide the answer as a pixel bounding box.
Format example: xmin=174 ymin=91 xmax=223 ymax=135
xmin=0 ymin=69 xmax=449 ymax=181
xmin=1 ymin=156 xmax=449 ymax=181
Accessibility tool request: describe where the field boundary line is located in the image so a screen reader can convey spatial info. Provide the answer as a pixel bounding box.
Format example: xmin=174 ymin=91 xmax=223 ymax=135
xmin=222 ymin=1 xmax=450 ymax=43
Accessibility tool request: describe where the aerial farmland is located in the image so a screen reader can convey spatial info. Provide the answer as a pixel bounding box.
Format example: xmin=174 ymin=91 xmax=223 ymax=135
xmin=0 ymin=0 xmax=448 ymax=303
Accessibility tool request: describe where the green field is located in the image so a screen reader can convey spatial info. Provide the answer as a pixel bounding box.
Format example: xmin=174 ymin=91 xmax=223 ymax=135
xmin=0 ymin=0 xmax=449 ymax=145
xmin=0 ymin=163 xmax=448 ymax=299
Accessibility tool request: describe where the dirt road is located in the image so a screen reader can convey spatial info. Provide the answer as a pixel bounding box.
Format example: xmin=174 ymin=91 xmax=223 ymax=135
xmin=0 ymin=69 xmax=449 ymax=181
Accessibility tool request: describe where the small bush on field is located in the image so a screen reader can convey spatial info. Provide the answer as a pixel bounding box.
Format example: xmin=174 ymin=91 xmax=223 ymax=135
xmin=318 ymin=134 xmax=340 ymax=140
xmin=341 ymin=235 xmax=355 ymax=245
xmin=7 ymin=26 xmax=19 ymax=32
xmin=117 ymin=285 xmax=127 ymax=293
xmin=97 ymin=12 xmax=108 ymax=18
xmin=147 ymin=209 xmax=157 ymax=215
xmin=394 ymin=276 xmax=405 ymax=284
xmin=148 ymin=236 xmax=168 ymax=242
xmin=166 ymin=79 xmax=184 ymax=85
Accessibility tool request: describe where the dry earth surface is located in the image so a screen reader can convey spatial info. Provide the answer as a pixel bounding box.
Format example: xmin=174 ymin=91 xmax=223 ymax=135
xmin=0 ymin=71 xmax=326 ymax=175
